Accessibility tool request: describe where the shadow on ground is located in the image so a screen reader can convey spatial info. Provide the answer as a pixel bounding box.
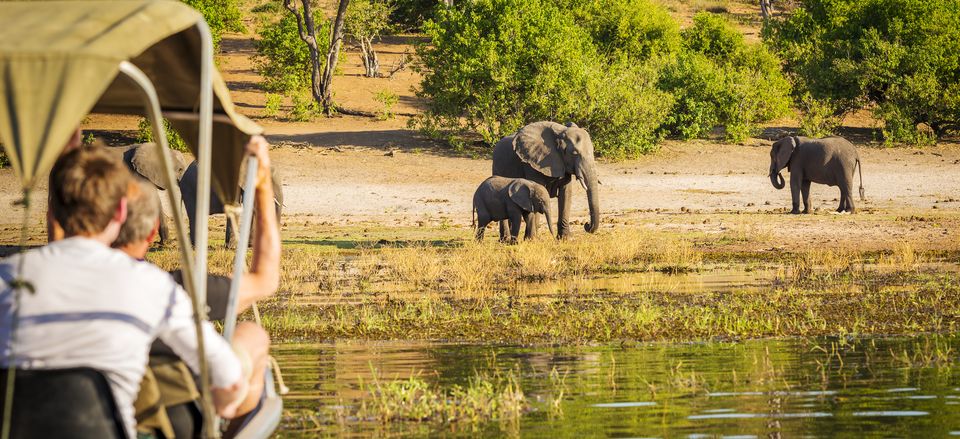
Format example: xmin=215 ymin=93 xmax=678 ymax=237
xmin=267 ymin=130 xmax=489 ymax=159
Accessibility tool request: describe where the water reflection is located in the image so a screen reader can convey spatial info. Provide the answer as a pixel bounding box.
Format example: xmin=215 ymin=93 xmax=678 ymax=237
xmin=275 ymin=336 xmax=960 ymax=437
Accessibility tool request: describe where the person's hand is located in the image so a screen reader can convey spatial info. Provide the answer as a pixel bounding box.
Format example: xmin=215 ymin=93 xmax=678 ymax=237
xmin=245 ymin=135 xmax=272 ymax=190
xmin=212 ymin=380 xmax=249 ymax=419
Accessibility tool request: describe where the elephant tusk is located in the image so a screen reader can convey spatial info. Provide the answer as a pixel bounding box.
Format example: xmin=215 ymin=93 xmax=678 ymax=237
xmin=577 ymin=176 xmax=587 ymax=191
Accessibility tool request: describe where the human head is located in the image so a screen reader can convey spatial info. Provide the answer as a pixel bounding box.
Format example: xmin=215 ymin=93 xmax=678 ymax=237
xmin=48 ymin=146 xmax=132 ymax=240
xmin=113 ymin=180 xmax=160 ymax=256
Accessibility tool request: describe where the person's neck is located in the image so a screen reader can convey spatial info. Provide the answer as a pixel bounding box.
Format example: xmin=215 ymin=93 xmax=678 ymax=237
xmin=119 ymin=242 xmax=149 ymax=260
xmin=71 ymin=222 xmax=122 ymax=247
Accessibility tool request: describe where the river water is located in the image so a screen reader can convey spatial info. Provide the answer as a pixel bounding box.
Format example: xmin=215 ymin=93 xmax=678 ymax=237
xmin=273 ymin=336 xmax=960 ymax=437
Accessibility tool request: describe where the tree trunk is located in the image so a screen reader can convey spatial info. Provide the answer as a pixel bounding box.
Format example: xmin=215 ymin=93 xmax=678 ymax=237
xmin=360 ymin=37 xmax=380 ymax=78
xmin=284 ymin=0 xmax=351 ymax=116
xmin=320 ymin=0 xmax=351 ymax=115
xmin=760 ymin=0 xmax=773 ymax=20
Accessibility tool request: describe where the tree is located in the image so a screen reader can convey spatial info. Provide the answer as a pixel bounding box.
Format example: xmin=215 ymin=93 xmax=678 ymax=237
xmin=283 ymin=0 xmax=351 ymax=115
xmin=346 ymin=0 xmax=394 ymax=78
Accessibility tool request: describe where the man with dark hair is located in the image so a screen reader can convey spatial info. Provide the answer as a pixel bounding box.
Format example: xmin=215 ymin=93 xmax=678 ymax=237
xmin=116 ymin=136 xmax=280 ymax=437
xmin=0 ymin=146 xmax=256 ymax=437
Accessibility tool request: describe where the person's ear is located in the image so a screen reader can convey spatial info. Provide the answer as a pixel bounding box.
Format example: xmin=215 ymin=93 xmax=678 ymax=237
xmin=115 ymin=197 xmax=128 ymax=225
xmin=146 ymin=219 xmax=160 ymax=244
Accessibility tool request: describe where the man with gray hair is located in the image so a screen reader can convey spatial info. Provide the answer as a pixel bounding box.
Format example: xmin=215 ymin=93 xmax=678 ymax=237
xmin=114 ymin=136 xmax=281 ymax=438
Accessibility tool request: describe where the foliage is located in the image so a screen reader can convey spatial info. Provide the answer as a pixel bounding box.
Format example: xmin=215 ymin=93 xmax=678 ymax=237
xmin=136 ymin=118 xmax=190 ymax=153
xmin=182 ymin=0 xmax=245 ymax=50
xmin=374 ymin=90 xmax=400 ymax=120
xmin=289 ymin=93 xmax=320 ymax=121
xmin=255 ymin=13 xmax=328 ymax=93
xmin=797 ymin=92 xmax=841 ymax=137
xmin=416 ymin=0 xmax=598 ymax=145
xmin=416 ymin=1 xmax=790 ymax=154
xmin=764 ymin=0 xmax=960 ymax=143
xmin=346 ymin=0 xmax=394 ymax=43
xmin=0 ymin=148 xmax=9 ymax=169
xmin=264 ymin=93 xmax=283 ymax=118
xmin=573 ymin=0 xmax=681 ymax=62
xmin=659 ymin=13 xmax=791 ymax=142
xmin=389 ymin=0 xmax=438 ymax=31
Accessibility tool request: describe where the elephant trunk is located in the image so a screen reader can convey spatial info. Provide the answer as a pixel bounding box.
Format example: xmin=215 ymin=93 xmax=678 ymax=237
xmin=544 ymin=204 xmax=556 ymax=239
xmin=769 ymin=163 xmax=785 ymax=190
xmin=580 ymin=162 xmax=601 ymax=233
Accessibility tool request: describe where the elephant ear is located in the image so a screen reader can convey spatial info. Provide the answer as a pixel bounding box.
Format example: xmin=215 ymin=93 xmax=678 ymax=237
xmin=774 ymin=136 xmax=797 ymax=170
xmin=130 ymin=143 xmax=170 ymax=190
xmin=513 ymin=121 xmax=567 ymax=178
xmin=507 ymin=180 xmax=534 ymax=212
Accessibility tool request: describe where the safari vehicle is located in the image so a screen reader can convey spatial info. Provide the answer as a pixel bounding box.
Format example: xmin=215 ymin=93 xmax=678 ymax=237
xmin=0 ymin=1 xmax=282 ymax=438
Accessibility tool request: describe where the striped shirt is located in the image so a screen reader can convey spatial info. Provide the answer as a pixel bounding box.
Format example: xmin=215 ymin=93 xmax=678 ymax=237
xmin=0 ymin=237 xmax=241 ymax=436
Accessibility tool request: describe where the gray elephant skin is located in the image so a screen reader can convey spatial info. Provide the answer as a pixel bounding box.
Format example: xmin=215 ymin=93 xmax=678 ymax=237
xmin=179 ymin=160 xmax=284 ymax=247
xmin=769 ymin=135 xmax=864 ymax=214
xmin=473 ymin=176 xmax=555 ymax=242
xmin=108 ymin=143 xmax=188 ymax=246
xmin=492 ymin=121 xmax=600 ymax=238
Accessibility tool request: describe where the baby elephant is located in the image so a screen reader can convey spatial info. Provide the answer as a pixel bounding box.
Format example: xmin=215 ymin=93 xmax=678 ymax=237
xmin=473 ymin=176 xmax=555 ymax=242
xmin=769 ymin=135 xmax=865 ymax=214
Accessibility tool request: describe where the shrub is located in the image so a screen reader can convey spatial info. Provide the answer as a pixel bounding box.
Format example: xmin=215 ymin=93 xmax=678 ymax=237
xmin=264 ymin=93 xmax=283 ymax=118
xmin=255 ymin=13 xmax=329 ymax=93
xmin=182 ymin=0 xmax=245 ymax=50
xmin=660 ymin=13 xmax=791 ymax=142
xmin=137 ymin=118 xmax=190 ymax=153
xmin=797 ymin=92 xmax=841 ymax=137
xmin=573 ymin=0 xmax=681 ymax=61
xmin=416 ymin=0 xmax=597 ymax=145
xmin=390 ymin=0 xmax=439 ymax=31
xmin=764 ymin=0 xmax=960 ymax=143
xmin=289 ymin=93 xmax=320 ymax=121
xmin=374 ymin=90 xmax=399 ymax=120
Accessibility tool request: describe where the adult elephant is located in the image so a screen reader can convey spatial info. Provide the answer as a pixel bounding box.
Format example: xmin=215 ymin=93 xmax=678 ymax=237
xmin=492 ymin=121 xmax=600 ymax=238
xmin=109 ymin=143 xmax=188 ymax=246
xmin=179 ymin=160 xmax=284 ymax=247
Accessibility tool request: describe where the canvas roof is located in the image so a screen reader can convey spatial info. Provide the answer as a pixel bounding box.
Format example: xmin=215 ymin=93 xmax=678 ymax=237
xmin=0 ymin=0 xmax=262 ymax=204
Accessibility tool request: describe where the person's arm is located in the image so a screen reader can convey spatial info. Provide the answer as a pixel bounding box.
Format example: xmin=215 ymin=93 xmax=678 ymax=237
xmin=156 ymin=284 xmax=247 ymax=418
xmin=237 ymin=136 xmax=280 ymax=312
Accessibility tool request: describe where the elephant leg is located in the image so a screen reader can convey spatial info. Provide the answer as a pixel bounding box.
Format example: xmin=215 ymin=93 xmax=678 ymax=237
xmin=842 ymin=183 xmax=855 ymax=213
xmin=789 ymin=173 xmax=802 ymax=214
xmin=507 ymin=205 xmax=523 ymax=243
xmin=522 ymin=212 xmax=535 ymax=240
xmin=801 ymin=180 xmax=812 ymax=214
xmin=557 ymin=183 xmax=572 ymax=238
xmin=475 ymin=217 xmax=491 ymax=241
xmin=498 ymin=220 xmax=509 ymax=242
xmin=225 ymin=218 xmax=235 ymax=249
xmin=158 ymin=214 xmax=170 ymax=247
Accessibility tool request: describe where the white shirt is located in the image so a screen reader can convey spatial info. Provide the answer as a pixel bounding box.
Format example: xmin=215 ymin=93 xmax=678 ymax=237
xmin=0 ymin=237 xmax=242 ymax=436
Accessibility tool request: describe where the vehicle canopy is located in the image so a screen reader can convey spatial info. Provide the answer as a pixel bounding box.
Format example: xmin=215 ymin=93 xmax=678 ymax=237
xmin=0 ymin=1 xmax=276 ymax=437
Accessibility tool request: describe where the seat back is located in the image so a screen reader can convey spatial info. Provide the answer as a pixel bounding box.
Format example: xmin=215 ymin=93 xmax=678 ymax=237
xmin=0 ymin=368 xmax=127 ymax=439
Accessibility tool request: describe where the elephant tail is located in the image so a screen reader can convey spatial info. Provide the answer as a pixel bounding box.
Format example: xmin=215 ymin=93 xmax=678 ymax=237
xmin=857 ymin=158 xmax=865 ymax=201
xmin=471 ymin=204 xmax=476 ymax=229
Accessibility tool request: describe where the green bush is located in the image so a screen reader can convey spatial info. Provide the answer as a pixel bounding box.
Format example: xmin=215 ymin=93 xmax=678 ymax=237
xmin=289 ymin=93 xmax=320 ymax=121
xmin=764 ymin=0 xmax=960 ymax=143
xmin=659 ymin=13 xmax=791 ymax=142
xmin=264 ymin=93 xmax=283 ymax=118
xmin=416 ymin=0 xmax=598 ymax=145
xmin=182 ymin=0 xmax=245 ymax=50
xmin=573 ymin=0 xmax=681 ymax=61
xmin=374 ymin=90 xmax=400 ymax=120
xmin=136 ymin=118 xmax=190 ymax=153
xmin=390 ymin=0 xmax=439 ymax=31
xmin=255 ymin=13 xmax=329 ymax=94
xmin=797 ymin=92 xmax=841 ymax=137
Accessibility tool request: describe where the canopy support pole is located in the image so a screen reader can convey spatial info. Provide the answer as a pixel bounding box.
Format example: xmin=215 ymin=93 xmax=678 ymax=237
xmin=194 ymin=20 xmax=218 ymax=439
xmin=222 ymin=157 xmax=258 ymax=342
xmin=117 ymin=60 xmax=217 ymax=437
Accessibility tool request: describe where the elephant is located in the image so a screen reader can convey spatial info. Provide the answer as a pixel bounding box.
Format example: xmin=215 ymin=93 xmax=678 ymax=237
xmin=179 ymin=160 xmax=283 ymax=247
xmin=472 ymin=176 xmax=555 ymax=242
xmin=492 ymin=121 xmax=599 ymax=239
xmin=108 ymin=143 xmax=188 ymax=246
xmin=769 ymin=135 xmax=865 ymax=214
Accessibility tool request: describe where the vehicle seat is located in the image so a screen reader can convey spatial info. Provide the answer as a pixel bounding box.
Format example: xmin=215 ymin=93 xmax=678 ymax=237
xmin=0 ymin=367 xmax=127 ymax=439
